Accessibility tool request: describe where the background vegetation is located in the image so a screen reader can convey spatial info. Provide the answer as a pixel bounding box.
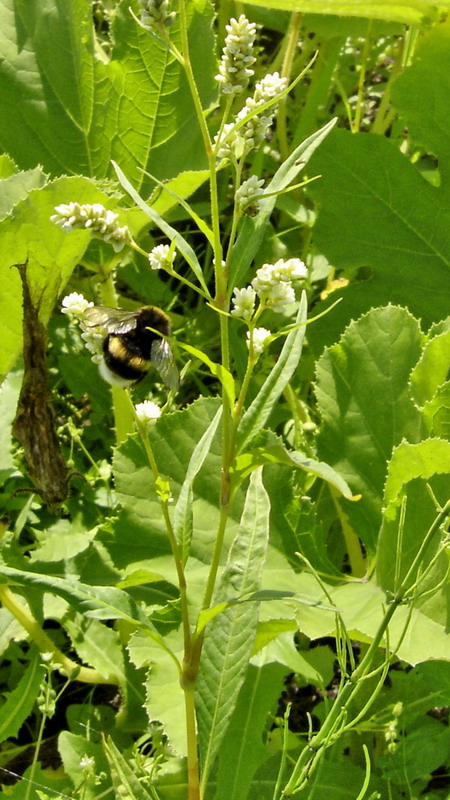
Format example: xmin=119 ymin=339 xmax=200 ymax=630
xmin=0 ymin=0 xmax=449 ymax=798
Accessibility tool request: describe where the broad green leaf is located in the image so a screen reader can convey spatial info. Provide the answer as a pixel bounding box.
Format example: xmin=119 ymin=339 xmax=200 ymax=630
xmin=174 ymin=406 xmax=222 ymax=564
xmin=383 ymin=438 xmax=450 ymax=513
xmin=0 ymin=649 xmax=44 ymax=743
xmin=109 ymin=398 xmax=237 ymax=570
xmin=63 ymin=614 xmax=126 ymax=684
xmin=151 ymin=169 xmax=211 ymax=219
xmin=391 ymin=20 xmax=450 ymax=182
xmin=240 ymin=0 xmax=443 ymax=25
xmin=377 ymin=474 xmax=448 ymax=596
xmin=421 ymin=382 xmax=450 ymax=437
xmin=103 ymin=737 xmax=155 ymax=800
xmin=0 ymin=175 xmax=123 ymax=376
xmin=0 ymin=167 xmax=47 ymax=220
xmin=197 ymin=468 xmax=271 ymax=791
xmin=128 ymin=629 xmax=186 ymax=755
xmin=214 ymin=664 xmax=287 ymax=800
xmin=237 ymin=294 xmax=307 ymax=453
xmin=230 ymin=119 xmax=337 ymax=289
xmin=0 ymin=370 xmax=22 ymax=482
xmin=297 ymin=580 xmax=450 ymax=665
xmin=29 ymin=522 xmax=98 ymax=563
xmin=376 ymin=439 xmax=450 ymax=595
xmin=306 ymin=129 xmax=450 ymax=352
xmin=251 ymin=632 xmax=323 ymax=685
xmin=315 ymin=306 xmax=423 ymax=551
xmin=0 ymin=154 xmax=18 ymax=179
xmin=0 ymin=0 xmax=216 ymax=188
xmin=410 ymin=329 xmax=450 ymax=407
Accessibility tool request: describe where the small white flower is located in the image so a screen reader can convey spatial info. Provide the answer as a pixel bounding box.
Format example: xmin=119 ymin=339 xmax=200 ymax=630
xmin=214 ymin=72 xmax=288 ymax=162
xmin=235 ymin=175 xmax=265 ymax=214
xmin=230 ymin=286 xmax=256 ymax=321
xmin=79 ymin=756 xmax=95 ymax=770
xmin=149 ymin=244 xmax=176 ymax=271
xmin=265 ymin=281 xmax=296 ymax=312
xmin=135 ymin=400 xmax=162 ymax=426
xmin=61 ymin=293 xmax=94 ymax=318
xmin=51 ymin=202 xmax=132 ymax=252
xmin=251 ymin=258 xmax=307 ymax=311
xmin=270 ymin=257 xmax=308 ymax=282
xmin=215 ymin=15 xmax=257 ymax=96
xmin=247 ymin=327 xmax=271 ymax=356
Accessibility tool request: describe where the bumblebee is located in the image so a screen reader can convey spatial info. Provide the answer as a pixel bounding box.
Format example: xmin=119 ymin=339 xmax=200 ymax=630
xmin=83 ymin=305 xmax=179 ymax=390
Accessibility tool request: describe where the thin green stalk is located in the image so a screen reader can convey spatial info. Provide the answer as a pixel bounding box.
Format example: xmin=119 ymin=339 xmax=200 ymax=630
xmin=184 ymin=687 xmax=201 ymax=800
xmin=331 ymin=487 xmax=366 ymax=577
xmin=371 ymin=36 xmax=405 ymax=135
xmin=135 ymin=414 xmax=191 ymax=657
xmin=176 ymin=0 xmax=225 ymax=304
xmin=26 ymin=671 xmax=53 ymax=800
xmin=399 ymin=497 xmax=450 ymax=600
xmin=277 ymin=12 xmax=302 ymax=162
xmin=282 ymin=600 xmax=398 ymax=796
xmin=292 ymin=36 xmax=343 ymax=148
xmin=353 ymin=22 xmax=372 ymax=133
xmin=0 ymin=586 xmax=118 ymax=684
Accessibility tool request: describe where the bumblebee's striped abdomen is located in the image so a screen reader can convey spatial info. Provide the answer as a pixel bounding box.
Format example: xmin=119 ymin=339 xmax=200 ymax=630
xmin=103 ymin=334 xmax=150 ymax=382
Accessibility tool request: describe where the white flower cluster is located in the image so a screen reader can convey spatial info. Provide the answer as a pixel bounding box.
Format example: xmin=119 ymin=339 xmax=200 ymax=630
xmin=148 ymin=243 xmax=176 ymax=271
xmin=215 ymin=15 xmax=257 ymax=96
xmin=235 ymin=175 xmax=265 ymax=214
xmin=215 ymin=72 xmax=288 ymax=161
xmin=61 ymin=292 xmax=93 ymax=318
xmin=138 ymin=0 xmax=175 ymax=27
xmin=246 ymin=327 xmax=271 ymax=356
xmin=231 ymin=257 xmax=307 ymax=317
xmin=61 ymin=292 xmax=104 ymax=363
xmin=135 ymin=400 xmax=162 ymax=426
xmin=51 ymin=203 xmax=132 ymax=253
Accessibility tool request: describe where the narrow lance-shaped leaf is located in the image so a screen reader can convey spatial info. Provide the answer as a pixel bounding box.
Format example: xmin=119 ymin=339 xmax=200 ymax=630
xmin=196 ymin=468 xmax=271 ymax=791
xmin=112 ymin=161 xmax=210 ymax=296
xmin=174 ymin=405 xmax=222 ymax=563
xmin=0 ymin=565 xmax=153 ymax=630
xmin=237 ymin=293 xmax=307 ymax=453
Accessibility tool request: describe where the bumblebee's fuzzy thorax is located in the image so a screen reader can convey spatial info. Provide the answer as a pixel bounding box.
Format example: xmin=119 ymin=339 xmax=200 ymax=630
xmin=82 ymin=303 xmax=179 ymax=390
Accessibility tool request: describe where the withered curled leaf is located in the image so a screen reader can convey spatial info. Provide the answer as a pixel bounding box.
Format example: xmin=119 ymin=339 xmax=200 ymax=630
xmin=12 ymin=260 xmax=69 ymax=506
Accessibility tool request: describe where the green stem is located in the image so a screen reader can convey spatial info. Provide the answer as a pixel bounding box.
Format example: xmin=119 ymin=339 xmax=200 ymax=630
xmin=331 ymin=488 xmax=366 ymax=578
xmin=353 ymin=22 xmax=372 ymax=133
xmin=282 ymin=599 xmax=398 ymax=796
xmin=277 ymin=12 xmax=302 ymax=162
xmin=371 ymin=34 xmax=405 ymax=135
xmin=135 ymin=413 xmax=191 ymax=658
xmin=184 ymin=687 xmax=201 ymax=800
xmin=291 ymin=36 xmax=344 ymax=148
xmin=0 ymin=586 xmax=118 ymax=684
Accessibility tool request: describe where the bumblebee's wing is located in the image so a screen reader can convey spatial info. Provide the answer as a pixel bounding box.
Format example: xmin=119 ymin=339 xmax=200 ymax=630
xmin=151 ymin=339 xmax=179 ymax=391
xmin=83 ymin=306 xmax=139 ymax=334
